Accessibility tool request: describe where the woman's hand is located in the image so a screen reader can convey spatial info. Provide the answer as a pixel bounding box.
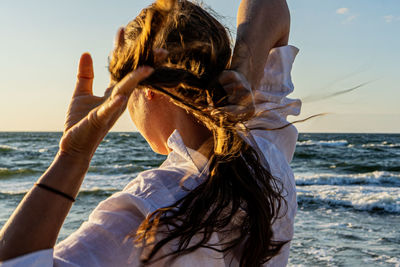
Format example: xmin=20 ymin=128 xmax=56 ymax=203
xmin=0 ymin=54 xmax=153 ymax=261
xmin=59 ymin=53 xmax=153 ymax=163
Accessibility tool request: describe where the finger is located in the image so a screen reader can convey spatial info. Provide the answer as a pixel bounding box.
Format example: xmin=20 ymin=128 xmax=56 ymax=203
xmin=74 ymin=53 xmax=94 ymax=97
xmin=111 ymin=66 xmax=154 ymax=99
xmin=108 ymin=78 xmax=117 ymax=88
xmin=95 ymin=95 xmax=128 ymax=126
xmin=104 ymin=86 xmax=114 ymax=99
xmin=106 ymin=75 xmax=117 ymax=95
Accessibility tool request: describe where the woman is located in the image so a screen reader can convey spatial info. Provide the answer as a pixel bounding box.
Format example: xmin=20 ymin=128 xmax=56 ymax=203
xmin=0 ymin=0 xmax=300 ymax=266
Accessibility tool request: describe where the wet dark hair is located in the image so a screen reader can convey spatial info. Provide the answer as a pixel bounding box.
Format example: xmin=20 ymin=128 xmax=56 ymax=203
xmin=109 ymin=0 xmax=288 ymax=266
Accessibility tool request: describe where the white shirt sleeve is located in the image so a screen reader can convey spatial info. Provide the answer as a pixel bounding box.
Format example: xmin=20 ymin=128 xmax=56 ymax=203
xmin=0 ymin=249 xmax=53 ymax=267
xmin=0 ymin=169 xmax=223 ymax=267
xmin=244 ymin=45 xmax=301 ymax=163
xmin=53 ymin=192 xmax=151 ymax=266
xmin=241 ymin=46 xmax=300 ymax=267
xmin=0 ymin=192 xmax=150 ymax=267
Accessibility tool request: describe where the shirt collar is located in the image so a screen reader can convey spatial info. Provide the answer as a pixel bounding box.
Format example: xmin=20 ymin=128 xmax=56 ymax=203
xmin=166 ymin=129 xmax=209 ymax=174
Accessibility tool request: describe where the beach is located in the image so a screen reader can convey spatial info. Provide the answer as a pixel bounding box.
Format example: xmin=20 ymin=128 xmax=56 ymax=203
xmin=0 ymin=132 xmax=399 ymax=266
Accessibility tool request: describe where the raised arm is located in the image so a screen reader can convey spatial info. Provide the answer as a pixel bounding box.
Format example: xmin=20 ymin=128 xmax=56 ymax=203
xmin=231 ymin=0 xmax=290 ymax=89
xmin=0 ymin=54 xmax=153 ymax=261
xmin=218 ymin=0 xmax=290 ymax=119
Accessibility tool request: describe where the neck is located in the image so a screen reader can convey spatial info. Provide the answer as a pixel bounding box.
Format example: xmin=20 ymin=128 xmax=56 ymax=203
xmin=150 ymin=95 xmax=213 ymax=156
xmin=173 ymin=110 xmax=213 ymax=159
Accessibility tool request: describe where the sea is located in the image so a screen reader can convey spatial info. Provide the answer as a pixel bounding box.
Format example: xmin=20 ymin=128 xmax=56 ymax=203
xmin=0 ymin=132 xmax=399 ymax=266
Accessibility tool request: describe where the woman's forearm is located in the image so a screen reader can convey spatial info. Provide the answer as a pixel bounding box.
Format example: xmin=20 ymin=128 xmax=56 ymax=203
xmin=231 ymin=0 xmax=290 ymax=89
xmin=0 ymin=153 xmax=89 ymax=261
xmin=0 ymin=53 xmax=153 ymax=262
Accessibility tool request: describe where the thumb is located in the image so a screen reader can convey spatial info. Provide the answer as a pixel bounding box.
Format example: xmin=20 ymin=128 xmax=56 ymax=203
xmin=73 ymin=53 xmax=94 ymax=97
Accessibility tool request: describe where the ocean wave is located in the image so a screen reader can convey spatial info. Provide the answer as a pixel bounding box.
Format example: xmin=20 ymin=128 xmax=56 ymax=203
xmin=298 ymin=195 xmax=399 ymax=214
xmin=295 ymin=171 xmax=400 ymax=187
xmin=88 ymin=160 xmax=161 ymax=174
xmin=0 ymin=168 xmax=39 ymax=179
xmin=37 ymin=145 xmax=58 ymax=153
xmin=112 ymin=163 xmax=135 ymax=169
xmin=78 ymin=187 xmax=119 ymax=197
xmin=361 ymin=141 xmax=400 ymax=148
xmin=88 ymin=164 xmax=148 ymax=175
xmin=297 ymin=185 xmax=400 ymax=214
xmin=0 ymin=145 xmax=18 ymax=152
xmin=293 ymin=159 xmax=400 ymax=173
xmin=0 ymin=191 xmax=26 ymax=199
xmin=297 ymin=140 xmax=348 ymax=147
xmin=0 ymin=187 xmax=119 ymax=199
xmin=0 ymin=144 xmax=58 ymax=155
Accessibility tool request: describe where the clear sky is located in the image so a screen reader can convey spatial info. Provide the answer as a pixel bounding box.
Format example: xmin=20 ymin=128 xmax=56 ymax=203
xmin=0 ymin=0 xmax=399 ymax=132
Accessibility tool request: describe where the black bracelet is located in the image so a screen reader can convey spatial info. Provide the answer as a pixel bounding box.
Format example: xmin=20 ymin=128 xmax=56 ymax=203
xmin=35 ymin=183 xmax=76 ymax=202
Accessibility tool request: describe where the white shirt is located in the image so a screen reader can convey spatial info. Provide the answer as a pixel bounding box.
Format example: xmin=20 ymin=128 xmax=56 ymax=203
xmin=0 ymin=45 xmax=301 ymax=267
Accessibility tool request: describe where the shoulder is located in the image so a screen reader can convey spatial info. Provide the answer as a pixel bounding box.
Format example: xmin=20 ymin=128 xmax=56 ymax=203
xmin=121 ymin=161 xmax=204 ymax=214
xmin=53 ymin=167 xmax=191 ymax=266
xmin=121 ymin=168 xmax=187 ymax=213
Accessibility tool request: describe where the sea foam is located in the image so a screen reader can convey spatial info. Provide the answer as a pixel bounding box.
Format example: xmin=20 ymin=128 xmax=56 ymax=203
xmin=297 ymin=140 xmax=349 ymax=147
xmin=297 ymin=185 xmax=400 ymax=213
xmin=295 ymin=171 xmax=400 ymax=187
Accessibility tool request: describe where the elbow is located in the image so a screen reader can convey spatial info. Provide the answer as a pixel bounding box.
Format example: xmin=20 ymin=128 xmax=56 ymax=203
xmin=276 ymin=0 xmax=291 ymax=35
xmin=271 ymin=0 xmax=291 ymax=44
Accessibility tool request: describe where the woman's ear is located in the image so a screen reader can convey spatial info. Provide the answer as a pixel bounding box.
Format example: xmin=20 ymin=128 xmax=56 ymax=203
xmin=145 ymin=89 xmax=155 ymax=100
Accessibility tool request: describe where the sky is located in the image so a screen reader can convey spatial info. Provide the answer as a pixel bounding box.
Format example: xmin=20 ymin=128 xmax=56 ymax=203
xmin=0 ymin=0 xmax=399 ymax=133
